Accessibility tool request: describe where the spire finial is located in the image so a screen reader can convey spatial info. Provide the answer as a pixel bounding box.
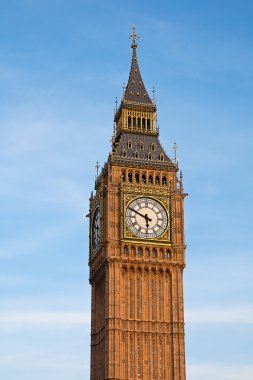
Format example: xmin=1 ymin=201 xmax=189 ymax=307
xmin=152 ymin=86 xmax=156 ymax=103
xmin=95 ymin=161 xmax=100 ymax=178
xmin=129 ymin=25 xmax=139 ymax=48
xmin=173 ymin=142 xmax=178 ymax=163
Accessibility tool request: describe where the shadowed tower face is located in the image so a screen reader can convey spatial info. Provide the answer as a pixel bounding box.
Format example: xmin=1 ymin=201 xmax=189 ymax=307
xmin=88 ymin=26 xmax=187 ymax=380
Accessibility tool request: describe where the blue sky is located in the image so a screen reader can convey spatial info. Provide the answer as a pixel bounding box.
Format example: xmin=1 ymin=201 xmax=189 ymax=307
xmin=0 ymin=1 xmax=253 ymax=379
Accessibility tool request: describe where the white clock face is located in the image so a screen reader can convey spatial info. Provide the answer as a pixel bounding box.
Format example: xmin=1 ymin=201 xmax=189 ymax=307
xmin=92 ymin=207 xmax=101 ymax=250
xmin=125 ymin=197 xmax=168 ymax=238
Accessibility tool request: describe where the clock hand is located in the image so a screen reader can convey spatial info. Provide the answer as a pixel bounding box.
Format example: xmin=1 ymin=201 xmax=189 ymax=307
xmin=128 ymin=207 xmax=152 ymax=223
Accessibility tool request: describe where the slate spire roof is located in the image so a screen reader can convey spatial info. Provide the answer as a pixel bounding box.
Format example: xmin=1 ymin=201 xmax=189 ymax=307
xmin=123 ymin=41 xmax=153 ymax=105
xmin=111 ymin=27 xmax=176 ymax=170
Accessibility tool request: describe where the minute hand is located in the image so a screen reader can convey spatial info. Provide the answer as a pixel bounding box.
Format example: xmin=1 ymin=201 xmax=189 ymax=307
xmin=128 ymin=207 xmax=152 ymax=222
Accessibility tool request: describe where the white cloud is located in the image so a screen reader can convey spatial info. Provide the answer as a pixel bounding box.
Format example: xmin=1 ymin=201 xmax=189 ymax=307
xmin=0 ymin=351 xmax=89 ymax=371
xmin=186 ymin=305 xmax=253 ymax=324
xmin=0 ymin=311 xmax=90 ymax=331
xmin=188 ymin=363 xmax=253 ymax=380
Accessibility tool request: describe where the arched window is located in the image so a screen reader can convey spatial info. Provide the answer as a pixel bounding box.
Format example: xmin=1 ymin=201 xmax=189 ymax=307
xmin=122 ymin=171 xmax=126 ymax=182
xmin=128 ymin=172 xmax=133 ymax=182
xmin=135 ymin=151 xmax=139 ymax=159
xmin=159 ymin=248 xmax=164 ymax=258
xmin=133 ymin=117 xmax=136 ymax=128
xmin=160 ymin=153 xmax=164 ymax=162
xmin=148 ymin=153 xmax=152 ymax=160
xmin=135 ymin=172 xmax=140 ymax=183
xmin=149 ymin=175 xmax=153 ymax=184
xmin=131 ymin=246 xmax=136 ymax=255
xmin=162 ymin=176 xmax=167 ymax=185
xmin=128 ymin=140 xmax=132 ymax=149
xmin=152 ymin=248 xmax=157 ymax=257
xmin=151 ymin=143 xmax=155 ymax=151
xmin=138 ymin=247 xmax=143 ymax=255
xmin=138 ymin=117 xmax=141 ymax=128
xmin=145 ymin=247 xmax=150 ymax=256
xmin=166 ymin=249 xmax=171 ymax=258
xmin=128 ymin=116 xmax=131 ymax=127
xmin=122 ymin=150 xmax=127 ymax=157
xmin=155 ymin=175 xmax=160 ymax=185
xmin=124 ymin=245 xmax=129 ymax=254
xmin=142 ymin=118 xmax=146 ymax=129
xmin=140 ymin=142 xmax=144 ymax=150
xmin=142 ymin=174 xmax=146 ymax=183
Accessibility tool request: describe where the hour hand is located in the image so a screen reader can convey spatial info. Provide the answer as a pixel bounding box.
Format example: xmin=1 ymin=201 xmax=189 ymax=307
xmin=128 ymin=207 xmax=152 ymax=224
xmin=144 ymin=213 xmax=151 ymax=228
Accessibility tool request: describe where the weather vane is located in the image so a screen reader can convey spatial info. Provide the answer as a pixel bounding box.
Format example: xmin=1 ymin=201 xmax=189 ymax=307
xmin=129 ymin=25 xmax=140 ymax=47
xmin=95 ymin=161 xmax=100 ymax=178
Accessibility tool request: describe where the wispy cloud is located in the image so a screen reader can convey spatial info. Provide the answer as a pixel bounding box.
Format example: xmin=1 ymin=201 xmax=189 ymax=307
xmin=0 ymin=351 xmax=89 ymax=371
xmin=188 ymin=363 xmax=253 ymax=380
xmin=0 ymin=221 xmax=77 ymax=258
xmin=0 ymin=311 xmax=90 ymax=331
xmin=186 ymin=305 xmax=253 ymax=324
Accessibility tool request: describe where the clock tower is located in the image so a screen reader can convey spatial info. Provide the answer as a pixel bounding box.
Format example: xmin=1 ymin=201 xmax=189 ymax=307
xmin=88 ymin=27 xmax=187 ymax=380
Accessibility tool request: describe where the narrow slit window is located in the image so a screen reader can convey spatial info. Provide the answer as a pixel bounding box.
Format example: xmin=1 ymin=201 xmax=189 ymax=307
xmin=130 ymin=278 xmax=134 ymax=318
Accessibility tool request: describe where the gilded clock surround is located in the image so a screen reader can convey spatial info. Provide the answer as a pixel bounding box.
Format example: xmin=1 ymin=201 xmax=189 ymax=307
xmin=123 ymin=193 xmax=171 ymax=242
xmin=89 ymin=183 xmax=104 ymax=260
xmin=88 ymin=27 xmax=187 ymax=380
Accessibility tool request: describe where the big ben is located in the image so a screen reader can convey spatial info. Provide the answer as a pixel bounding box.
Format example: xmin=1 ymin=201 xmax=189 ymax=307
xmin=88 ymin=27 xmax=187 ymax=380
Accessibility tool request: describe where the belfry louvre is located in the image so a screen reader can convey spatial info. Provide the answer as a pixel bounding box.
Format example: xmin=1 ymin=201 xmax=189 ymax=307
xmin=88 ymin=27 xmax=187 ymax=380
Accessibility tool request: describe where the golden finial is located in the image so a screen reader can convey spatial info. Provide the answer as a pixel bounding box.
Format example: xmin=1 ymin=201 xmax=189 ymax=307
xmin=129 ymin=25 xmax=139 ymax=48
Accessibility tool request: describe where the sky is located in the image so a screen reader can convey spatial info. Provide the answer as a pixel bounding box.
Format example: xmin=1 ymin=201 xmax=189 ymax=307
xmin=0 ymin=1 xmax=253 ymax=379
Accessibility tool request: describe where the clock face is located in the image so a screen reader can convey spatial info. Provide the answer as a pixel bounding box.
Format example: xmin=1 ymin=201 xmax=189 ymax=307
xmin=125 ymin=197 xmax=168 ymax=239
xmin=92 ymin=207 xmax=101 ymax=251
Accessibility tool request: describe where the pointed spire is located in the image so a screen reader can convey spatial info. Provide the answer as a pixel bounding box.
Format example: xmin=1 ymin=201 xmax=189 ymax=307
xmin=123 ymin=26 xmax=153 ymax=105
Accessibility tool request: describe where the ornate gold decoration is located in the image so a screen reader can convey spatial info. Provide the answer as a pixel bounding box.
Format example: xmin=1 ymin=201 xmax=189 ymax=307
xmin=121 ymin=190 xmax=171 ymax=243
